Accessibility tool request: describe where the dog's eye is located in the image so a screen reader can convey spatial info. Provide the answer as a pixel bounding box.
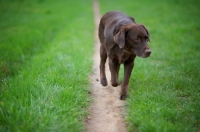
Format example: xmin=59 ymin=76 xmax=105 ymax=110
xmin=145 ymin=36 xmax=150 ymax=42
xmin=135 ymin=37 xmax=140 ymax=41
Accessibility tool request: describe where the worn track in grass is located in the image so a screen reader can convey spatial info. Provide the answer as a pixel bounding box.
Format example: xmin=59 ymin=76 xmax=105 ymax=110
xmin=85 ymin=1 xmax=127 ymax=132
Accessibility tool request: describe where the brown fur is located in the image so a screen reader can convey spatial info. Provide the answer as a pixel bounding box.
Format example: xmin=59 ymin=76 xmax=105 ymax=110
xmin=99 ymin=11 xmax=151 ymax=100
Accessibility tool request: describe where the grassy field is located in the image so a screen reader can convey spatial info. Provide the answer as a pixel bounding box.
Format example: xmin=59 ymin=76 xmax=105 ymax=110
xmin=1 ymin=0 xmax=200 ymax=131
xmin=99 ymin=0 xmax=200 ymax=131
xmin=0 ymin=0 xmax=94 ymax=131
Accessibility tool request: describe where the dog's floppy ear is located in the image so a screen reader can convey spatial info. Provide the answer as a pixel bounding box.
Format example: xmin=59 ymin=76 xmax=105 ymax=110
xmin=114 ymin=24 xmax=134 ymax=48
xmin=114 ymin=31 xmax=125 ymax=48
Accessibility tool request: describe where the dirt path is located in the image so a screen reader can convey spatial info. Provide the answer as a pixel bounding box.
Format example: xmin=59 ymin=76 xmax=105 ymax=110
xmin=85 ymin=1 xmax=127 ymax=132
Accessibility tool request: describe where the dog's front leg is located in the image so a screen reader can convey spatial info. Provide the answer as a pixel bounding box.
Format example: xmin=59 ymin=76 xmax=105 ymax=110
xmin=121 ymin=60 xmax=134 ymax=100
xmin=109 ymin=58 xmax=120 ymax=87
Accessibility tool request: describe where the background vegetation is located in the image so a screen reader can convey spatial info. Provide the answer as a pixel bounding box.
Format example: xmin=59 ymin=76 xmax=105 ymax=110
xmin=0 ymin=0 xmax=94 ymax=131
xmin=99 ymin=0 xmax=200 ymax=131
xmin=1 ymin=0 xmax=200 ymax=131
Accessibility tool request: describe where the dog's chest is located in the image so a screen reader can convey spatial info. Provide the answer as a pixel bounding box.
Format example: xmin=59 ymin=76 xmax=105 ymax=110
xmin=108 ymin=46 xmax=131 ymax=64
xmin=118 ymin=52 xmax=130 ymax=63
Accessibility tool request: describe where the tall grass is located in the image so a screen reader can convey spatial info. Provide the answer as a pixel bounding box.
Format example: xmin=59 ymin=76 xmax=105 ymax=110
xmin=99 ymin=0 xmax=200 ymax=131
xmin=0 ymin=0 xmax=94 ymax=131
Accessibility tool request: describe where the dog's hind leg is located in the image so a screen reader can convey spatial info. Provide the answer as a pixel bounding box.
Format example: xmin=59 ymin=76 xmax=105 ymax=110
xmin=100 ymin=45 xmax=108 ymax=86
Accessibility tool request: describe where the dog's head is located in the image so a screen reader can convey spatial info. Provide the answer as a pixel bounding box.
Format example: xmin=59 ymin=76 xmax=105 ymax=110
xmin=114 ymin=24 xmax=151 ymax=58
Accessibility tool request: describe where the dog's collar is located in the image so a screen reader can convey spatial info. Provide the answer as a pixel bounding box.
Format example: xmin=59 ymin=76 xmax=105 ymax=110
xmin=123 ymin=49 xmax=132 ymax=54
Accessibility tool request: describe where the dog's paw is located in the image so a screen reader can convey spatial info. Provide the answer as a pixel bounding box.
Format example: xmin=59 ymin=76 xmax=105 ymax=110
xmin=120 ymin=94 xmax=127 ymax=100
xmin=111 ymin=82 xmax=119 ymax=87
xmin=111 ymin=79 xmax=119 ymax=87
xmin=120 ymin=90 xmax=128 ymax=100
xmin=100 ymin=78 xmax=108 ymax=86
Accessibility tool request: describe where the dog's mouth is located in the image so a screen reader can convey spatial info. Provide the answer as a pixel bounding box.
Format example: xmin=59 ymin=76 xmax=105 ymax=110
xmin=123 ymin=48 xmax=151 ymax=58
xmin=134 ymin=50 xmax=151 ymax=58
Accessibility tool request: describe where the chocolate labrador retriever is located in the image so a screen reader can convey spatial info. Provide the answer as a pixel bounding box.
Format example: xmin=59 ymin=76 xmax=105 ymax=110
xmin=99 ymin=11 xmax=151 ymax=100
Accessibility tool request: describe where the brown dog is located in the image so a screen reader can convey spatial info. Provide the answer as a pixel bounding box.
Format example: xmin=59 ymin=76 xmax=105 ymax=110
xmin=99 ymin=11 xmax=151 ymax=100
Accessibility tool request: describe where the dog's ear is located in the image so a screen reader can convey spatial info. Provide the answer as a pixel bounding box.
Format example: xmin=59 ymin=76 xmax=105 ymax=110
xmin=114 ymin=24 xmax=134 ymax=48
xmin=114 ymin=31 xmax=125 ymax=48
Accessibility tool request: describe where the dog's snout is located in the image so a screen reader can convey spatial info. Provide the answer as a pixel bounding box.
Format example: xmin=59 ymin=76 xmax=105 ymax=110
xmin=145 ymin=49 xmax=151 ymax=56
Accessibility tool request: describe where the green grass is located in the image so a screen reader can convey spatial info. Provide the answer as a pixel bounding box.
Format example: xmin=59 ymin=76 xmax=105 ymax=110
xmin=1 ymin=0 xmax=200 ymax=131
xmin=99 ymin=0 xmax=200 ymax=131
xmin=0 ymin=0 xmax=94 ymax=131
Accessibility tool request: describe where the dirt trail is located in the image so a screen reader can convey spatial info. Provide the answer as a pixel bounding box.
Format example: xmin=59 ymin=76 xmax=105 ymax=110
xmin=85 ymin=1 xmax=127 ymax=132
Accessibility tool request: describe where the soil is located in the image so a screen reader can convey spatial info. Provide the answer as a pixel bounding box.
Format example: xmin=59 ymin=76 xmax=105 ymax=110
xmin=85 ymin=1 xmax=127 ymax=132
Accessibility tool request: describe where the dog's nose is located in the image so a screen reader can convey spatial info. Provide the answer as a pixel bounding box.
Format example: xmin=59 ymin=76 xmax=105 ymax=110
xmin=145 ymin=49 xmax=151 ymax=56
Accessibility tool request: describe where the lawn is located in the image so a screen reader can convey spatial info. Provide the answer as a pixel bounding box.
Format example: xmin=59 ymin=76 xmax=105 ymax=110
xmin=1 ymin=0 xmax=200 ymax=131
xmin=99 ymin=0 xmax=200 ymax=131
xmin=0 ymin=0 xmax=94 ymax=131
